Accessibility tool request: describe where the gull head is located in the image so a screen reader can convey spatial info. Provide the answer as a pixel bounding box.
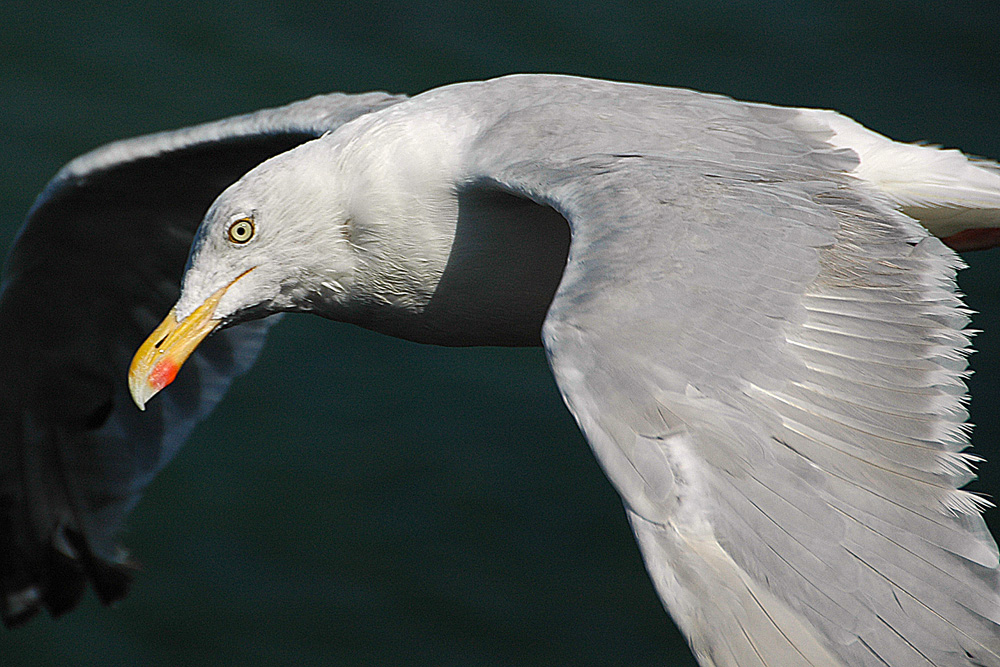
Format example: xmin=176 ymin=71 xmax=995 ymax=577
xmin=128 ymin=140 xmax=357 ymax=409
xmin=129 ymin=107 xmax=478 ymax=410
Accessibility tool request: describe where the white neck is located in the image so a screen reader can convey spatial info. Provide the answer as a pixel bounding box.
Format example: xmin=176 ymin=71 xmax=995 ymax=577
xmin=319 ymin=104 xmax=570 ymax=346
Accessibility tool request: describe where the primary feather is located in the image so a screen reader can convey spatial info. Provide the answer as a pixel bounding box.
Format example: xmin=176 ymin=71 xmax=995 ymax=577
xmin=4 ymin=75 xmax=999 ymax=667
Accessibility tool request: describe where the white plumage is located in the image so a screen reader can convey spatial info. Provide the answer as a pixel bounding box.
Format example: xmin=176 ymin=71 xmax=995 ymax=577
xmin=2 ymin=75 xmax=999 ymax=666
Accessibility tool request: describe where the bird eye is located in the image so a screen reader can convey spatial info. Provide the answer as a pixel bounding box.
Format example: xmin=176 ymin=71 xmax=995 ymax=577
xmin=227 ymin=218 xmax=255 ymax=244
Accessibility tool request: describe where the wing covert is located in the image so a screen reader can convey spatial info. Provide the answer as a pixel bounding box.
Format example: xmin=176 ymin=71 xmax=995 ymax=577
xmin=457 ymin=76 xmax=1000 ymax=666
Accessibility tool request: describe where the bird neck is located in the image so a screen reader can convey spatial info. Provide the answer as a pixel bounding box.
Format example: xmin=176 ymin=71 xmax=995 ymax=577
xmin=318 ymin=106 xmax=571 ymax=347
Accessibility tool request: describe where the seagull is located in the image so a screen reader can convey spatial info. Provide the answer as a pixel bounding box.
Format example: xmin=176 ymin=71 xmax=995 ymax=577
xmin=2 ymin=74 xmax=1000 ymax=666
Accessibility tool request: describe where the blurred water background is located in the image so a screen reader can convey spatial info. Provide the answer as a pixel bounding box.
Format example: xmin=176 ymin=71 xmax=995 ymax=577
xmin=1 ymin=1 xmax=999 ymax=665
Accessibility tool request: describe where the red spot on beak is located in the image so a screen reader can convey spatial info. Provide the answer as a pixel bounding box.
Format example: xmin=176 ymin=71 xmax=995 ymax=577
xmin=149 ymin=358 xmax=180 ymax=391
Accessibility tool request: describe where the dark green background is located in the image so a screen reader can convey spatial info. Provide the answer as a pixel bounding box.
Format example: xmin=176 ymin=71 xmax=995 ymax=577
xmin=2 ymin=1 xmax=999 ymax=665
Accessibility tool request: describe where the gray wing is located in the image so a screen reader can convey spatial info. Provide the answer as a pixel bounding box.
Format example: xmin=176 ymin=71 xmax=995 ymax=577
xmin=0 ymin=90 xmax=406 ymax=626
xmin=460 ymin=76 xmax=1000 ymax=666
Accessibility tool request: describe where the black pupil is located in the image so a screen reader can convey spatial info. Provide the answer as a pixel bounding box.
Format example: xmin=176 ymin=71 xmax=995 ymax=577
xmin=232 ymin=222 xmax=250 ymax=241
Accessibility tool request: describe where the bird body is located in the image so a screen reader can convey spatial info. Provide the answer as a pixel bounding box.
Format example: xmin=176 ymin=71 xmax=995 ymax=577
xmin=3 ymin=75 xmax=1000 ymax=666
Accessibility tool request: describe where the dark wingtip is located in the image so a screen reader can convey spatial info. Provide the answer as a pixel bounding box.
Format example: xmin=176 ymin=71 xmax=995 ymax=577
xmin=2 ymin=587 xmax=42 ymax=628
xmin=2 ymin=528 xmax=135 ymax=628
xmin=64 ymin=528 xmax=135 ymax=607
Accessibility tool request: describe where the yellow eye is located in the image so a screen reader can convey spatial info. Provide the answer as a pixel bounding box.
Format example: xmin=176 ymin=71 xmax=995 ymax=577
xmin=227 ymin=218 xmax=255 ymax=244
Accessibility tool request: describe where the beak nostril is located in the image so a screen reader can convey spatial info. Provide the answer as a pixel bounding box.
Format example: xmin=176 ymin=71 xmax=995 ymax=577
xmin=130 ymin=270 xmax=251 ymax=410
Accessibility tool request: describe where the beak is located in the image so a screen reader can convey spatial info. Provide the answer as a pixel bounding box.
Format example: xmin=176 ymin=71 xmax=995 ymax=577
xmin=128 ymin=270 xmax=253 ymax=410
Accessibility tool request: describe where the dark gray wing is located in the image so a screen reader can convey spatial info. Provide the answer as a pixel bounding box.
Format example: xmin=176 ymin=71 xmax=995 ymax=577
xmin=0 ymin=90 xmax=406 ymax=626
xmin=456 ymin=75 xmax=1000 ymax=666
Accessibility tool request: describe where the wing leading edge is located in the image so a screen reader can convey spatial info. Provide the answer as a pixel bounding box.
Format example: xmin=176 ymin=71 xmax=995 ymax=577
xmin=455 ymin=75 xmax=1000 ymax=666
xmin=0 ymin=91 xmax=405 ymax=626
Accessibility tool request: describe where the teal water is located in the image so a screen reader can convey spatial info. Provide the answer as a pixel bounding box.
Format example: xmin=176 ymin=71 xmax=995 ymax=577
xmin=1 ymin=1 xmax=999 ymax=665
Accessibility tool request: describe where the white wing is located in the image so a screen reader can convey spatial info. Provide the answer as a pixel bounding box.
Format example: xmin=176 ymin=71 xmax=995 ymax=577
xmin=0 ymin=91 xmax=405 ymax=625
xmin=455 ymin=75 xmax=1000 ymax=666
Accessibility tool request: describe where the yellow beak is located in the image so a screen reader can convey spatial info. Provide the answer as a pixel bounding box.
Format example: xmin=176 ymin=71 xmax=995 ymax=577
xmin=128 ymin=270 xmax=251 ymax=410
xmin=128 ymin=286 xmax=225 ymax=410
